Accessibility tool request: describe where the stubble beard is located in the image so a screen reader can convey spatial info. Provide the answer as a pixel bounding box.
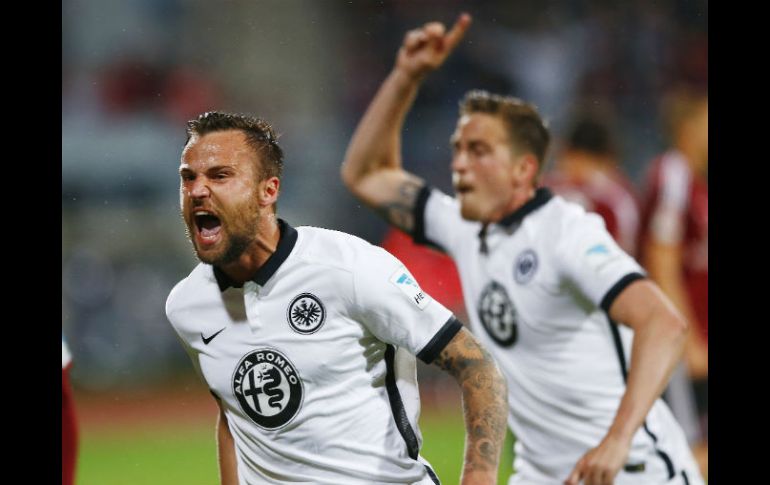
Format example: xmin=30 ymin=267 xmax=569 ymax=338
xmin=182 ymin=206 xmax=262 ymax=267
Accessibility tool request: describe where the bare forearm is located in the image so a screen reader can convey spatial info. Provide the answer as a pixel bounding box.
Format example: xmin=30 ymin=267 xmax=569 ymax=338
xmin=645 ymin=242 xmax=697 ymax=325
xmin=458 ymin=363 xmax=508 ymax=483
xmin=342 ymin=68 xmax=421 ymax=184
xmin=217 ymin=411 xmax=239 ymax=485
xmin=434 ymin=330 xmax=508 ymax=483
xmin=645 ymin=244 xmax=707 ymax=375
xmin=609 ymin=314 xmax=686 ymax=441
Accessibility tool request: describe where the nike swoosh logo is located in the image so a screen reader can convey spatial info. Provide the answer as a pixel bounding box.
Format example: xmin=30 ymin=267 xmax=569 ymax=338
xmin=202 ymin=327 xmax=226 ymax=345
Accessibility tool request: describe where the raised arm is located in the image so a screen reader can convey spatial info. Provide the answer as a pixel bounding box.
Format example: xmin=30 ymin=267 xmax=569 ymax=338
xmin=432 ymin=326 xmax=508 ymax=485
xmin=340 ymin=13 xmax=471 ymax=233
xmin=565 ymin=280 xmax=688 ymax=485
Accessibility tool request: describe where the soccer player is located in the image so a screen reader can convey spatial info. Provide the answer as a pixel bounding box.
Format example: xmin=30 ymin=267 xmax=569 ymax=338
xmin=638 ymin=89 xmax=708 ymax=477
xmin=62 ymin=335 xmax=78 ymax=485
xmin=543 ymin=112 xmax=641 ymax=257
xmin=165 ymin=111 xmax=508 ymax=484
xmin=341 ymin=14 xmax=704 ymax=485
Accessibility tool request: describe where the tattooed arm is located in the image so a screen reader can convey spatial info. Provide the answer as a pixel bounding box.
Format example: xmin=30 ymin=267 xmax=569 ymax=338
xmin=433 ymin=327 xmax=508 ymax=485
xmin=341 ymin=15 xmax=471 ymax=234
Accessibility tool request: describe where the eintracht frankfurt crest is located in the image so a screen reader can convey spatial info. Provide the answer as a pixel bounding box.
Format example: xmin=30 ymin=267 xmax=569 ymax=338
xmin=287 ymin=293 xmax=326 ymax=334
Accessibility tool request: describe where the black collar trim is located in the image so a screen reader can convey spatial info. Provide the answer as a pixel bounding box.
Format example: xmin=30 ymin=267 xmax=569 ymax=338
xmin=213 ymin=219 xmax=298 ymax=291
xmin=497 ymin=187 xmax=553 ymax=228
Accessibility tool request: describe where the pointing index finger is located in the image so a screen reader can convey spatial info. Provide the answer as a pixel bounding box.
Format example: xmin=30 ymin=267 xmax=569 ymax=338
xmin=444 ymin=13 xmax=472 ymax=52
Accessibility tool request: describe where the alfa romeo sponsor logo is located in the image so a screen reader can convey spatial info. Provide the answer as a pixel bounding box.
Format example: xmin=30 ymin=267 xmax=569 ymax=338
xmin=287 ymin=293 xmax=326 ymax=335
xmin=477 ymin=281 xmax=518 ymax=347
xmin=233 ymin=348 xmax=303 ymax=430
xmin=514 ymin=249 xmax=538 ymax=284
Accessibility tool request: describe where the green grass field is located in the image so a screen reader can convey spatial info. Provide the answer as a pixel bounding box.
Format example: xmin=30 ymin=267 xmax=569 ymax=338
xmin=76 ymin=406 xmax=514 ymax=485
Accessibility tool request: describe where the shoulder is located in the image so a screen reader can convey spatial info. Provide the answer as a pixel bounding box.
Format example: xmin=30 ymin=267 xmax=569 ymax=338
xmin=528 ymin=196 xmax=609 ymax=261
xmin=165 ymin=263 xmax=212 ymax=320
xmin=536 ymin=195 xmax=606 ymax=234
xmin=294 ymin=225 xmax=398 ymax=272
xmin=645 ymin=151 xmax=691 ymax=188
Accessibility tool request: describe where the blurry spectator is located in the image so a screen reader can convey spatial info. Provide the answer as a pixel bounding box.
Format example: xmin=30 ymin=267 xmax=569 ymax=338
xmin=62 ymin=334 xmax=78 ymax=485
xmin=98 ymin=57 xmax=222 ymax=123
xmin=162 ymin=66 xmax=222 ymax=123
xmin=543 ymin=109 xmax=641 ymax=256
xmin=638 ymin=88 xmax=708 ymax=476
xmin=98 ymin=57 xmax=167 ymax=115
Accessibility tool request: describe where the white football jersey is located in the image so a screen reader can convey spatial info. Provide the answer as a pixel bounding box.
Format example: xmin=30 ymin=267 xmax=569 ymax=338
xmin=166 ymin=220 xmax=460 ymax=485
xmin=413 ymin=187 xmax=703 ymax=485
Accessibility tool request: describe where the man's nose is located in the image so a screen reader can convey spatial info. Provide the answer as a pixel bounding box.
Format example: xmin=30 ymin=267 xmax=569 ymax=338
xmin=189 ymin=178 xmax=211 ymax=199
xmin=451 ymin=151 xmax=468 ymax=172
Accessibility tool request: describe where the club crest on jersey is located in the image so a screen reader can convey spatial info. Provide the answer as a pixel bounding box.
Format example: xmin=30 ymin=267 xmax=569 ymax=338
xmin=477 ymin=281 xmax=518 ymax=347
xmin=389 ymin=266 xmax=431 ymax=310
xmin=286 ymin=293 xmax=326 ymax=335
xmin=514 ymin=249 xmax=538 ymax=284
xmin=233 ymin=348 xmax=303 ymax=430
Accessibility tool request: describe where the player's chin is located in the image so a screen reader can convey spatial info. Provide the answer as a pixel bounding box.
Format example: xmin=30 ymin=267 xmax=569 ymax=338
xmin=459 ymin=200 xmax=484 ymax=222
xmin=193 ymin=241 xmax=226 ymax=265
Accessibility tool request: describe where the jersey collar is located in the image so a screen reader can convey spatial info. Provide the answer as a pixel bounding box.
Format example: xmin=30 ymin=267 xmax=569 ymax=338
xmin=213 ymin=219 xmax=298 ymax=291
xmin=478 ymin=188 xmax=553 ymax=253
xmin=497 ymin=187 xmax=553 ymax=229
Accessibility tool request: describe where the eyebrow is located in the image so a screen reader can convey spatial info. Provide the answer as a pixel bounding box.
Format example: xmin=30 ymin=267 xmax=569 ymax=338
xmin=179 ymin=164 xmax=235 ymax=174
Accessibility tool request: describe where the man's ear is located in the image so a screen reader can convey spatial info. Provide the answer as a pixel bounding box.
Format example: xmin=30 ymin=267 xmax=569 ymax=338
xmin=259 ymin=176 xmax=280 ymax=208
xmin=513 ymin=153 xmax=539 ymax=186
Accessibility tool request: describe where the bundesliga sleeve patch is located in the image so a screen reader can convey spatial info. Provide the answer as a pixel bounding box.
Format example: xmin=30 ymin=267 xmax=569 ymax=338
xmin=389 ymin=266 xmax=431 ymax=310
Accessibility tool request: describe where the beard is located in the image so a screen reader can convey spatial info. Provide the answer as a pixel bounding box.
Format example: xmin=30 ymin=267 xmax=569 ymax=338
xmin=181 ymin=203 xmax=262 ymax=267
xmin=192 ymin=231 xmax=254 ymax=266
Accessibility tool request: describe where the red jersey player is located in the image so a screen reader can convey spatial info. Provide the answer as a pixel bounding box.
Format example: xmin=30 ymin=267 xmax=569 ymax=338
xmin=639 ymin=89 xmax=708 ymax=477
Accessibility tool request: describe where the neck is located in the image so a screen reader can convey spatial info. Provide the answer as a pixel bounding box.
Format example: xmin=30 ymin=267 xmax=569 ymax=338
xmin=490 ymin=185 xmax=536 ymax=223
xmin=219 ymin=214 xmax=281 ymax=285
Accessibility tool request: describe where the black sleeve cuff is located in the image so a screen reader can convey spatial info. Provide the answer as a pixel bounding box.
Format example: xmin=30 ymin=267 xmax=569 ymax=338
xmin=412 ymin=184 xmax=432 ymax=245
xmin=417 ymin=316 xmax=463 ymax=364
xmin=411 ymin=185 xmax=448 ymax=253
xmin=600 ymin=272 xmax=647 ymax=314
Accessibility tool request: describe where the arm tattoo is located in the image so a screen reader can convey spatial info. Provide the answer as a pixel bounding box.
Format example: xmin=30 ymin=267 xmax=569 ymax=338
xmin=374 ymin=179 xmax=423 ymax=233
xmin=433 ymin=329 xmax=509 ymax=477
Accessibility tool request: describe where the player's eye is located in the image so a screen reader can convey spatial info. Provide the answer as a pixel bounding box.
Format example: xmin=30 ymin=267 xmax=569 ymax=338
xmin=213 ymin=170 xmax=233 ymax=180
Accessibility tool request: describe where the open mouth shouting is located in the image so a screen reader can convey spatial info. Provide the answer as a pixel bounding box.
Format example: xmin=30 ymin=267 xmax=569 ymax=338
xmin=193 ymin=210 xmax=223 ymax=247
xmin=454 ymin=182 xmax=473 ymax=197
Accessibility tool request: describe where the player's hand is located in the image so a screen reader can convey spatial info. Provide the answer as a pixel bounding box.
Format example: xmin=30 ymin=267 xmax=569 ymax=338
xmin=564 ymin=434 xmax=631 ymax=485
xmin=395 ymin=13 xmax=472 ymax=82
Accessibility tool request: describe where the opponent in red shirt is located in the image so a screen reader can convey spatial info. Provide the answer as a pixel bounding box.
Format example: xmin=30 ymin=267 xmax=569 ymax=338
xmin=639 ymin=89 xmax=708 ymax=477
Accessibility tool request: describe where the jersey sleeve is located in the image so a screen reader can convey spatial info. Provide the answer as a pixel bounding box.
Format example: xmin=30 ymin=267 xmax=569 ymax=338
xmin=556 ymin=211 xmax=646 ymax=313
xmin=350 ymin=244 xmax=461 ymax=364
xmin=411 ymin=186 xmax=467 ymax=255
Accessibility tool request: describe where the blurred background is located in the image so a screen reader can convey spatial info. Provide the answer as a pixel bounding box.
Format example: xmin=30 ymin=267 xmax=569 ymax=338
xmin=62 ymin=1 xmax=707 ymax=484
